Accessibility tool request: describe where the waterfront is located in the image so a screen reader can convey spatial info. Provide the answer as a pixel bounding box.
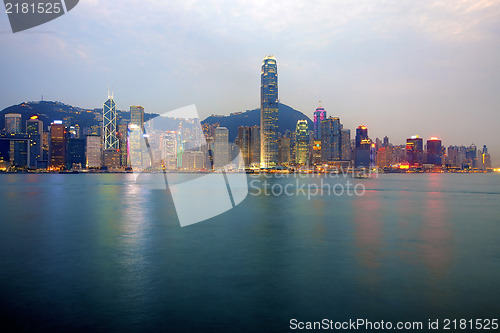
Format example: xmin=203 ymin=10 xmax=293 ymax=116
xmin=0 ymin=173 xmax=499 ymax=332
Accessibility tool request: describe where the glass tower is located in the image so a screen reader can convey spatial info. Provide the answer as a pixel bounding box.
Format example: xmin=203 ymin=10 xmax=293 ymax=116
xmin=260 ymin=55 xmax=279 ymax=168
xmin=129 ymin=106 xmax=145 ymax=170
xmin=103 ymin=93 xmax=119 ymax=150
xmin=313 ymin=105 xmax=326 ymax=140
xmin=295 ymin=120 xmax=309 ymax=165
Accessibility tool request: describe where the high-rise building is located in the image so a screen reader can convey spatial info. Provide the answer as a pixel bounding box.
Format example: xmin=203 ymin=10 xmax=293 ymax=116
xmin=278 ymin=136 xmax=291 ymax=165
xmin=249 ymin=126 xmax=260 ymax=167
xmin=67 ymin=138 xmax=86 ymax=170
xmin=481 ymin=145 xmax=492 ymax=170
xmin=161 ymin=131 xmax=177 ymax=170
xmin=341 ymin=129 xmax=351 ymax=161
xmin=214 ymin=127 xmax=229 ymax=169
xmin=26 ymin=116 xmax=43 ymax=169
xmin=406 ymin=135 xmax=424 ymax=166
xmin=129 ymin=106 xmax=145 ymax=170
xmin=260 ymin=55 xmax=279 ymax=168
xmin=313 ymin=104 xmax=326 ymax=140
xmin=86 ymin=135 xmax=101 ymax=168
xmin=383 ymin=136 xmax=389 ymax=148
xmin=355 ymin=125 xmax=368 ymax=149
xmin=466 ymin=144 xmax=478 ymax=169
xmin=426 ymin=137 xmax=442 ymax=165
xmin=49 ymin=122 xmax=66 ymax=169
xmin=103 ymin=93 xmax=119 ymax=150
xmin=295 ymin=120 xmax=309 ymax=165
xmin=236 ymin=126 xmax=251 ymax=167
xmin=355 ymin=125 xmax=371 ymax=168
xmin=321 ymin=117 xmax=342 ymax=162
xmin=103 ymin=149 xmax=121 ymax=170
xmin=117 ymin=123 xmax=128 ymax=167
xmin=5 ymin=113 xmax=22 ymax=134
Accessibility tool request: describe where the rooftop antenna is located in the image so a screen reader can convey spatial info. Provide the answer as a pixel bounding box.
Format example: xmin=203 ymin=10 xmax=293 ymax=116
xmin=107 ymin=85 xmax=113 ymax=99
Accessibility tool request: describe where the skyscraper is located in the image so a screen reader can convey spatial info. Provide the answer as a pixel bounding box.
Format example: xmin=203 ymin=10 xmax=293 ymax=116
xmin=49 ymin=122 xmax=66 ymax=169
xmin=355 ymin=125 xmax=371 ymax=168
xmin=260 ymin=55 xmax=279 ymax=168
xmin=321 ymin=117 xmax=342 ymax=162
xmin=249 ymin=126 xmax=260 ymax=167
xmin=5 ymin=114 xmax=22 ymax=134
xmin=161 ymin=131 xmax=177 ymax=170
xmin=355 ymin=125 xmax=368 ymax=149
xmin=426 ymin=137 xmax=442 ymax=165
xmin=103 ymin=93 xmax=119 ymax=150
xmin=66 ymin=138 xmax=86 ymax=170
xmin=278 ymin=136 xmax=291 ymax=165
xmin=86 ymin=135 xmax=101 ymax=168
xmin=129 ymin=106 xmax=145 ymax=170
xmin=406 ymin=135 xmax=424 ymax=166
xmin=26 ymin=116 xmax=43 ymax=169
xmin=236 ymin=126 xmax=251 ymax=167
xmin=313 ymin=104 xmax=326 ymax=140
xmin=214 ymin=127 xmax=229 ymax=169
xmin=295 ymin=120 xmax=309 ymax=165
xmin=341 ymin=129 xmax=351 ymax=161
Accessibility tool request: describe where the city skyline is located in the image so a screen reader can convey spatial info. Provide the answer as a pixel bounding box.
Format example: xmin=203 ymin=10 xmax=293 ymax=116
xmin=1 ymin=1 xmax=499 ymax=161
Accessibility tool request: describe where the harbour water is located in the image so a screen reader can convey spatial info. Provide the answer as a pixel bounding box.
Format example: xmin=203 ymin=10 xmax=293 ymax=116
xmin=0 ymin=173 xmax=499 ymax=332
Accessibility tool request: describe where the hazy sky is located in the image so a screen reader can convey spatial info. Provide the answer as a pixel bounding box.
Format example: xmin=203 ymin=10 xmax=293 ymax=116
xmin=1 ymin=0 xmax=499 ymax=164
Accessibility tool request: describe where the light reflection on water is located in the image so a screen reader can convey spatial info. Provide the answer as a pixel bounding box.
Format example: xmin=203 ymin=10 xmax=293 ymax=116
xmin=0 ymin=173 xmax=499 ymax=332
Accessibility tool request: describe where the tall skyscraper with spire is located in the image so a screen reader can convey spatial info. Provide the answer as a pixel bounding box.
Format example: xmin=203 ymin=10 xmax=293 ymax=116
xmin=260 ymin=55 xmax=279 ymax=168
xmin=103 ymin=91 xmax=118 ymax=150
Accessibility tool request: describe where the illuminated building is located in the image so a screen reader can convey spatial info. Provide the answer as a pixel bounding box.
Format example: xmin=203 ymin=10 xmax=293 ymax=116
xmin=426 ymin=137 xmax=442 ymax=165
xmin=466 ymin=144 xmax=477 ymax=169
xmin=26 ymin=116 xmax=43 ymax=169
xmin=481 ymin=145 xmax=492 ymax=170
xmin=49 ymin=122 xmax=66 ymax=169
xmin=355 ymin=125 xmax=368 ymax=149
xmin=103 ymin=93 xmax=119 ymax=150
xmin=161 ymin=131 xmax=177 ymax=170
xmin=321 ymin=117 xmax=342 ymax=162
xmin=355 ymin=125 xmax=370 ymax=168
xmin=313 ymin=104 xmax=326 ymax=140
xmin=86 ymin=135 xmax=101 ymax=168
xmin=103 ymin=149 xmax=121 ymax=170
xmin=295 ymin=120 xmax=309 ymax=165
xmin=129 ymin=106 xmax=145 ymax=170
xmin=214 ymin=127 xmax=229 ymax=169
xmin=67 ymin=138 xmax=86 ymax=170
xmin=5 ymin=113 xmax=22 ymax=134
xmin=236 ymin=126 xmax=251 ymax=167
xmin=0 ymin=133 xmax=29 ymax=168
xmin=341 ymin=129 xmax=351 ymax=161
xmin=260 ymin=55 xmax=279 ymax=168
xmin=406 ymin=135 xmax=424 ymax=166
xmin=312 ymin=140 xmax=321 ymax=164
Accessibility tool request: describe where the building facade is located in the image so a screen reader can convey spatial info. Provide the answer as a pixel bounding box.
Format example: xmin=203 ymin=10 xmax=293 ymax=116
xmin=260 ymin=55 xmax=279 ymax=168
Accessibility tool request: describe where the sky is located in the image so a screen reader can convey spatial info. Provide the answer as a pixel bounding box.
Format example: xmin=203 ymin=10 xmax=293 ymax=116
xmin=1 ymin=0 xmax=499 ymax=164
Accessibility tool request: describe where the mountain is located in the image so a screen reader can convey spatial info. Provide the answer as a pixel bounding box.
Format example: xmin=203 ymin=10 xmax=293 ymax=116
xmin=202 ymin=103 xmax=313 ymax=142
xmin=0 ymin=101 xmax=157 ymax=132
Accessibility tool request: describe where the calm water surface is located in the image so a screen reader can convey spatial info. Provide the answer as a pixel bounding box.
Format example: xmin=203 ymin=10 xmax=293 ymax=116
xmin=0 ymin=173 xmax=499 ymax=332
